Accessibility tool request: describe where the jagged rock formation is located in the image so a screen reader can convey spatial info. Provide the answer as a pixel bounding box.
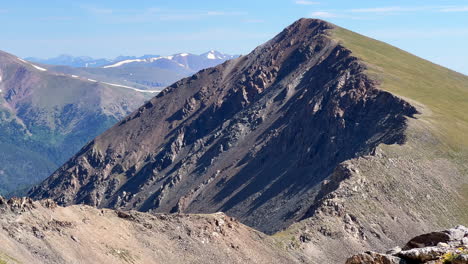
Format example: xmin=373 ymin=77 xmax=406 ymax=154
xmin=0 ymin=50 xmax=152 ymax=195
xmin=0 ymin=196 xmax=301 ymax=264
xmin=346 ymin=226 xmax=468 ymax=263
xmin=29 ymin=18 xmax=468 ymax=263
xmin=29 ymin=19 xmax=417 ymax=234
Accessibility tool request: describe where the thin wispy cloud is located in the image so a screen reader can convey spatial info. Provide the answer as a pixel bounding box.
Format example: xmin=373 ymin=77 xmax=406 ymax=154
xmin=295 ymin=0 xmax=320 ymax=5
xmin=349 ymin=7 xmax=422 ymax=13
xmin=366 ymin=28 xmax=468 ymax=39
xmin=243 ymin=19 xmax=265 ymax=23
xmin=81 ymin=6 xmax=246 ymax=22
xmin=440 ymin=6 xmax=468 ymax=12
xmin=38 ymin=16 xmax=75 ymax=22
xmin=308 ymin=5 xmax=468 ymax=19
xmin=84 ymin=6 xmax=113 ymax=15
xmin=157 ymin=10 xmax=246 ymax=21
xmin=310 ymin=11 xmax=338 ymax=18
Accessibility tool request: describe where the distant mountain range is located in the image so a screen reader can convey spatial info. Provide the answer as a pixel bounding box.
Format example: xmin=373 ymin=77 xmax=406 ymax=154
xmin=26 ymin=51 xmax=239 ymax=90
xmin=0 ymin=50 xmax=152 ymax=196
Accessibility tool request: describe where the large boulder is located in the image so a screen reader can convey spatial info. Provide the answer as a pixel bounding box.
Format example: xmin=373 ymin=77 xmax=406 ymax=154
xmin=346 ymin=226 xmax=468 ymax=264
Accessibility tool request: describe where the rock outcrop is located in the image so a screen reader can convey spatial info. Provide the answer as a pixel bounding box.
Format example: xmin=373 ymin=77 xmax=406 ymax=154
xmin=346 ymin=226 xmax=468 ymax=264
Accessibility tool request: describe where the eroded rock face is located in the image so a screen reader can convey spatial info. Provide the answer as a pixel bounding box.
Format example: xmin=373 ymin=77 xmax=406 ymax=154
xmin=346 ymin=226 xmax=468 ymax=264
xmin=29 ymin=19 xmax=417 ymax=234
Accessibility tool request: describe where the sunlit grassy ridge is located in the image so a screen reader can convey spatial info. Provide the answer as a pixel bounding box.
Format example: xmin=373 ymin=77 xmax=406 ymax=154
xmin=330 ymin=26 xmax=468 ymax=151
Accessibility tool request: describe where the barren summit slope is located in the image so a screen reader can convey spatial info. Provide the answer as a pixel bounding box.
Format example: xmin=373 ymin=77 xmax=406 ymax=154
xmin=0 ymin=197 xmax=300 ymax=264
xmin=30 ymin=18 xmax=422 ymax=234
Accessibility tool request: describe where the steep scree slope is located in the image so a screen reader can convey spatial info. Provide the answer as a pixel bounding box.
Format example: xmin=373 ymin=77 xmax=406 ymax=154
xmin=30 ymin=19 xmax=417 ymax=235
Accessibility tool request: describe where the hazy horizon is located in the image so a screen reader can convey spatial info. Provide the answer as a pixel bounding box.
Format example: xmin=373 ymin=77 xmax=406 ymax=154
xmin=1 ymin=0 xmax=467 ymax=74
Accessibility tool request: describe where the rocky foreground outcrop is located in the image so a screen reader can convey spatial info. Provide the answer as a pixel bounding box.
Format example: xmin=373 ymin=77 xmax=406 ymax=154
xmin=0 ymin=196 xmax=302 ymax=264
xmin=346 ymin=226 xmax=468 ymax=264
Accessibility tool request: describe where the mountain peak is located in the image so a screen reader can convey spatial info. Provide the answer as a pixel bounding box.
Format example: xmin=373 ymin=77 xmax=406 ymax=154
xmin=29 ymin=19 xmax=418 ymax=234
xmin=28 ymin=18 xmax=468 ymax=263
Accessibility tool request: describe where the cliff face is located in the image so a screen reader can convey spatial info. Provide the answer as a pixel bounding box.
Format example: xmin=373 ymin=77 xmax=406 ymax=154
xmin=29 ymin=19 xmax=416 ymax=234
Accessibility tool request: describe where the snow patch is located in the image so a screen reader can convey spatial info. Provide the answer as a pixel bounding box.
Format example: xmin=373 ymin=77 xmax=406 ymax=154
xmin=17 ymin=57 xmax=47 ymax=71
xmin=31 ymin=64 xmax=47 ymax=71
xmin=87 ymin=78 xmax=97 ymax=82
xmin=207 ymin=53 xmax=216 ymax=60
xmin=71 ymin=75 xmax=79 ymax=78
xmin=102 ymin=82 xmax=160 ymax=93
xmin=103 ymin=59 xmax=146 ymax=68
xmin=179 ymin=53 xmax=189 ymax=57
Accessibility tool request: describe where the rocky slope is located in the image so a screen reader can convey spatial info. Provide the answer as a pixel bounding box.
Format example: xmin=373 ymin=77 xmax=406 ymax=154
xmin=29 ymin=18 xmax=468 ymax=263
xmin=30 ymin=19 xmax=418 ymax=233
xmin=0 ymin=197 xmax=301 ymax=264
xmin=0 ymin=50 xmax=152 ymax=195
xmin=346 ymin=225 xmax=468 ymax=263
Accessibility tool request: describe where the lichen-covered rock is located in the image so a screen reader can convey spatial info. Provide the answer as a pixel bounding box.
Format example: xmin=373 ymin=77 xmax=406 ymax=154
xmin=346 ymin=226 xmax=468 ymax=264
xmin=397 ymin=247 xmax=447 ymax=262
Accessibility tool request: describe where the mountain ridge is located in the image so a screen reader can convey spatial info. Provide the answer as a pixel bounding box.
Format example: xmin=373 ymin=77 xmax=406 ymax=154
xmin=26 ymin=51 xmax=238 ymax=70
xmin=28 ymin=18 xmax=468 ymax=263
xmin=30 ymin=51 xmax=239 ymax=91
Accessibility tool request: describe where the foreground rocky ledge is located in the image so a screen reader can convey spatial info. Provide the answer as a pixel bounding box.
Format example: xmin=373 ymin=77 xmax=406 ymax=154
xmin=0 ymin=197 xmax=301 ymax=264
xmin=346 ymin=226 xmax=468 ymax=264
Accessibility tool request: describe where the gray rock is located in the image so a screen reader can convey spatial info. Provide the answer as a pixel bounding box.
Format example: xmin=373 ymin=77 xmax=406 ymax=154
xmin=437 ymin=242 xmax=449 ymax=248
xmin=403 ymin=232 xmax=450 ymax=249
xmin=462 ymin=237 xmax=468 ymax=246
xmin=346 ymin=251 xmax=406 ymax=264
xmin=386 ymin=246 xmax=402 ymax=255
xmin=446 ymin=225 xmax=467 ymax=241
xmin=398 ymin=247 xmax=446 ymax=262
xmin=453 ymin=254 xmax=468 ymax=264
xmin=403 ymin=225 xmax=468 ymax=250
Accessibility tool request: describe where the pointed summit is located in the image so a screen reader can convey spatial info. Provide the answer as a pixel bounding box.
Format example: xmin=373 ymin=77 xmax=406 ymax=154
xmin=30 ymin=19 xmax=468 ymax=263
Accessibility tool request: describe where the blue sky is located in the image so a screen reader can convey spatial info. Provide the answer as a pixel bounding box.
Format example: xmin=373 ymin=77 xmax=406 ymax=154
xmin=1 ymin=0 xmax=467 ymax=74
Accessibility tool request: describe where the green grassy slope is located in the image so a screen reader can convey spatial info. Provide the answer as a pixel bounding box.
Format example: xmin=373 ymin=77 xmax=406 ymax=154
xmin=331 ymin=27 xmax=468 ymax=152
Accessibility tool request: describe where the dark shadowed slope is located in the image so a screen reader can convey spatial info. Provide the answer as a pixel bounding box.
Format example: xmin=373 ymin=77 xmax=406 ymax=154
xmin=0 ymin=50 xmax=152 ymax=195
xmin=30 ymin=19 xmax=419 ymax=234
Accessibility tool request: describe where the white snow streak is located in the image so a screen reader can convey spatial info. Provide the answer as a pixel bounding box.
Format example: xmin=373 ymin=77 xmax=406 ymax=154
xmin=102 ymin=82 xmax=160 ymax=93
xmin=31 ymin=64 xmax=47 ymax=71
xmin=103 ymin=59 xmax=146 ymax=68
